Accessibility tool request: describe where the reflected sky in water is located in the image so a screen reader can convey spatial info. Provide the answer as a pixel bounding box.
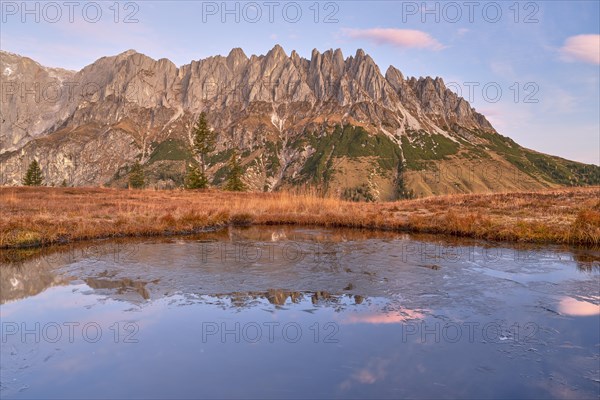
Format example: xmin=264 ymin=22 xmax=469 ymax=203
xmin=1 ymin=227 xmax=599 ymax=399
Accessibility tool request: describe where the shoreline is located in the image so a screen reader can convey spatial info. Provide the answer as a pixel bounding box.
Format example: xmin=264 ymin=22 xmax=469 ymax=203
xmin=1 ymin=186 xmax=599 ymax=249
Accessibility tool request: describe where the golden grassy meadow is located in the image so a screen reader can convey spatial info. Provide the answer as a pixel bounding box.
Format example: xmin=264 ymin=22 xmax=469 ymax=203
xmin=1 ymin=186 xmax=599 ymax=248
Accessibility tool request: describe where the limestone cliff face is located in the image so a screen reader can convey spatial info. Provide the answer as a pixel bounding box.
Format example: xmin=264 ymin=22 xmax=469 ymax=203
xmin=1 ymin=51 xmax=75 ymax=151
xmin=0 ymin=47 xmax=597 ymax=198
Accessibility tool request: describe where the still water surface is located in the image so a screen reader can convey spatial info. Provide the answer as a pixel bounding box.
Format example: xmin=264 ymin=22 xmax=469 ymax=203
xmin=1 ymin=227 xmax=598 ymax=399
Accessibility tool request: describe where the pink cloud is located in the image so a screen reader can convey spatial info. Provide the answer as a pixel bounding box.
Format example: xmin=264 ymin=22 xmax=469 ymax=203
xmin=559 ymin=34 xmax=600 ymax=65
xmin=343 ymin=28 xmax=445 ymax=51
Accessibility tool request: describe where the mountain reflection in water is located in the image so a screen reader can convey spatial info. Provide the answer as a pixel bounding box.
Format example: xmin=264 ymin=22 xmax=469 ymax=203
xmin=1 ymin=226 xmax=598 ymax=399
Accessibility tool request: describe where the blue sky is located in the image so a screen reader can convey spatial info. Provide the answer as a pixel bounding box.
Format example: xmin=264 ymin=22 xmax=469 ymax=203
xmin=1 ymin=0 xmax=599 ymax=164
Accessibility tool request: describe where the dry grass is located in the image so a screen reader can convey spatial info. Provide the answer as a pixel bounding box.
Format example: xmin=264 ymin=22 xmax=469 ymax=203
xmin=1 ymin=186 xmax=599 ymax=248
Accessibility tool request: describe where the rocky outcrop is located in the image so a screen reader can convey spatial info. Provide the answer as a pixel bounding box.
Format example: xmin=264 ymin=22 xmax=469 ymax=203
xmin=1 ymin=46 xmax=494 ymax=151
xmin=0 ymin=51 xmax=75 ymax=151
xmin=1 ymin=47 xmax=597 ymax=197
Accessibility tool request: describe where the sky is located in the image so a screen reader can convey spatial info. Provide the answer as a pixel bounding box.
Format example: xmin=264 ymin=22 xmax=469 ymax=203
xmin=1 ymin=0 xmax=599 ymax=164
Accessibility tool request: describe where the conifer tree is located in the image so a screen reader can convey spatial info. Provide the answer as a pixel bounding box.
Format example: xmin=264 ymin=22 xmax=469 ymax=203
xmin=191 ymin=112 xmax=217 ymax=188
xmin=224 ymin=150 xmax=246 ymax=192
xmin=22 ymin=160 xmax=44 ymax=186
xmin=129 ymin=161 xmax=145 ymax=189
xmin=184 ymin=163 xmax=207 ymax=189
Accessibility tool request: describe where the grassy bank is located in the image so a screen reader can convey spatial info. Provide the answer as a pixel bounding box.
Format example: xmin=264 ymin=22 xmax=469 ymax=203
xmin=1 ymin=186 xmax=599 ymax=249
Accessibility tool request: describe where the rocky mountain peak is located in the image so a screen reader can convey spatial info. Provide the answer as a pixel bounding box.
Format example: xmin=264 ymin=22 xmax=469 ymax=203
xmin=118 ymin=49 xmax=139 ymax=57
xmin=266 ymin=44 xmax=287 ymax=60
xmin=6 ymin=47 xmax=583 ymax=197
xmin=1 ymin=47 xmax=496 ymax=138
xmin=227 ymin=47 xmax=248 ymax=62
xmin=385 ymin=66 xmax=404 ymax=87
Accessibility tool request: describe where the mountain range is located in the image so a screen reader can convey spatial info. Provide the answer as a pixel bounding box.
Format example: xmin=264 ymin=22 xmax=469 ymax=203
xmin=1 ymin=46 xmax=598 ymax=199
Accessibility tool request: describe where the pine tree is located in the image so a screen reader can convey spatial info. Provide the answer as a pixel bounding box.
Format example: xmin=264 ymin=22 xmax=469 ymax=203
xmin=184 ymin=163 xmax=207 ymax=189
xmin=224 ymin=150 xmax=246 ymax=192
xmin=395 ymin=160 xmax=414 ymax=200
xmin=128 ymin=161 xmax=145 ymax=189
xmin=22 ymin=160 xmax=44 ymax=186
xmin=191 ymin=112 xmax=217 ymax=188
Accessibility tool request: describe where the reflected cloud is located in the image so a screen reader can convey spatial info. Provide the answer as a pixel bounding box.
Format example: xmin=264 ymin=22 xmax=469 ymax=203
xmin=558 ymin=297 xmax=599 ymax=316
xmin=342 ymin=308 xmax=426 ymax=325
xmin=340 ymin=357 xmax=391 ymax=390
